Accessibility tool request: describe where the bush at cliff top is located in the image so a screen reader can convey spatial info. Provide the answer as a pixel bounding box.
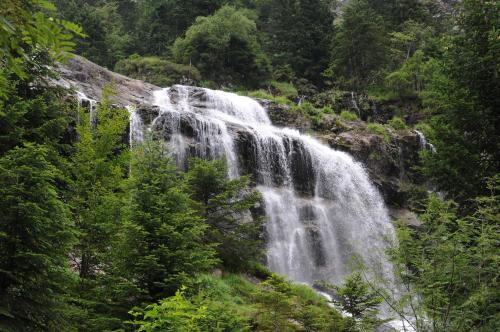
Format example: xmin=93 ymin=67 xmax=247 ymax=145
xmin=114 ymin=55 xmax=201 ymax=87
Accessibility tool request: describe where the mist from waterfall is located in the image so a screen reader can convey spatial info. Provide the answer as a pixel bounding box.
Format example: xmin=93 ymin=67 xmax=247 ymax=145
xmin=132 ymin=85 xmax=396 ymax=288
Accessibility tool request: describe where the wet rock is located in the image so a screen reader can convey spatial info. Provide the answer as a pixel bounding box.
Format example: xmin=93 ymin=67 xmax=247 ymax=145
xmin=258 ymin=99 xmax=311 ymax=132
xmin=389 ymin=208 xmax=422 ymax=228
xmin=289 ymin=139 xmax=316 ymax=195
xmin=136 ymin=104 xmax=160 ymax=126
xmin=234 ymin=129 xmax=259 ymax=181
xmin=306 ymin=224 xmax=326 ymax=267
xmin=328 ymin=129 xmax=422 ymax=207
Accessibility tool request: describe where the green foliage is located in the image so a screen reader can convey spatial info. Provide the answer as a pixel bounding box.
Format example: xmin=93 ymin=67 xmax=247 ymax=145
xmin=53 ymin=0 xmax=133 ymax=68
xmin=70 ymin=85 xmax=130 ymax=279
xmin=327 ymin=0 xmax=389 ymax=89
xmin=336 ymin=272 xmax=383 ymax=319
xmin=114 ymin=55 xmax=201 ymax=86
xmin=185 ymin=158 xmax=264 ymax=271
xmin=367 ymin=123 xmax=390 ymax=142
xmin=389 ymin=181 xmax=500 ymax=331
xmin=293 ymin=101 xmax=318 ymax=116
xmin=340 ymin=111 xmax=359 ymax=122
xmin=268 ymin=81 xmax=298 ymax=99
xmin=320 ymin=272 xmax=384 ymax=331
xmin=0 ymin=82 xmax=74 ymax=155
xmin=257 ymin=0 xmax=335 ymax=83
xmin=0 ymin=144 xmax=75 ymax=331
xmin=172 ymin=6 xmax=270 ymax=87
xmin=130 ymin=288 xmax=211 ymax=332
xmin=118 ymin=140 xmax=218 ymax=301
xmin=133 ymin=273 xmax=348 ymax=332
xmin=245 ymin=89 xmax=274 ymax=100
xmin=386 ymin=50 xmax=426 ymax=97
xmin=244 ymin=90 xmax=292 ymax=105
xmin=388 ymin=116 xmax=408 ymax=130
xmin=419 ymin=0 xmax=500 ymax=204
xmin=134 ymin=0 xmax=223 ymax=56
xmin=253 ymin=274 xmax=346 ymax=331
xmin=0 ymin=0 xmax=83 ymax=79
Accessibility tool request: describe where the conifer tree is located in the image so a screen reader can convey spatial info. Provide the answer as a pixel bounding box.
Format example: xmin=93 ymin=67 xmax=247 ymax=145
xmin=0 ymin=144 xmax=75 ymax=331
xmin=327 ymin=0 xmax=389 ymax=89
xmin=185 ymin=158 xmax=264 ymax=271
xmin=118 ymin=141 xmax=218 ymax=301
xmin=69 ymin=87 xmax=129 ymax=280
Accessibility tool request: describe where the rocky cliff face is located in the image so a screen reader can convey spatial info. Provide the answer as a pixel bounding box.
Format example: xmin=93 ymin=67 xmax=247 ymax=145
xmin=261 ymin=100 xmax=426 ymax=207
xmin=56 ymin=55 xmax=426 ymax=209
xmin=55 ymin=55 xmax=159 ymax=106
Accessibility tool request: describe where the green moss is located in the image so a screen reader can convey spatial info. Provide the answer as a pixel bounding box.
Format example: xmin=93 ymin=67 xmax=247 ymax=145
xmin=340 ymin=110 xmax=358 ymax=121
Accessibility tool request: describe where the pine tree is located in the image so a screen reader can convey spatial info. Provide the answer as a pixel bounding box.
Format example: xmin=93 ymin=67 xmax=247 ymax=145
xmin=389 ymin=180 xmax=500 ymax=331
xmin=421 ymin=0 xmax=500 ymax=203
xmin=69 ymin=86 xmax=129 ymax=280
xmin=185 ymin=158 xmax=264 ymax=271
xmin=258 ymin=0 xmax=335 ymax=83
xmin=65 ymin=88 xmax=133 ymax=330
xmin=117 ymin=141 xmax=218 ymax=301
xmin=327 ymin=0 xmax=389 ymax=89
xmin=0 ymin=144 xmax=75 ymax=331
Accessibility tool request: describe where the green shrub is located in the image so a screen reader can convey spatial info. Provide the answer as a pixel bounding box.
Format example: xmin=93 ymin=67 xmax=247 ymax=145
xmin=388 ymin=116 xmax=408 ymax=130
xmin=132 ymin=273 xmax=349 ymax=332
xmin=247 ymin=89 xmax=274 ymax=100
xmin=274 ymin=95 xmax=293 ymax=105
xmin=130 ymin=287 xmax=250 ymax=332
xmin=415 ymin=122 xmax=433 ymax=137
xmin=321 ymin=106 xmax=335 ymax=114
xmin=367 ymin=123 xmax=391 ymax=142
xmin=340 ymin=111 xmax=358 ymax=121
xmin=367 ymin=86 xmax=400 ymax=102
xmin=269 ymin=81 xmax=298 ymax=99
xmin=294 ymin=101 xmax=318 ymax=116
xmin=243 ymin=90 xmax=293 ymax=105
xmin=199 ymin=80 xmax=219 ymax=89
xmin=114 ymin=55 xmax=201 ymax=86
xmin=312 ymin=89 xmax=345 ymax=108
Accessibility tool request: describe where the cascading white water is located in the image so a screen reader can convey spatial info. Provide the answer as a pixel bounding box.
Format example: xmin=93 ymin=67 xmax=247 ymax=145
xmin=131 ymin=85 xmax=396 ymax=288
xmin=76 ymin=91 xmax=97 ymax=126
xmin=415 ymin=129 xmax=436 ymax=153
xmin=127 ymin=105 xmax=145 ymax=144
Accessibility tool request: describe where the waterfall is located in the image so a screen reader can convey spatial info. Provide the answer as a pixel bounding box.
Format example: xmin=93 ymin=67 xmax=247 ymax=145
xmin=415 ymin=130 xmax=436 ymax=153
xmin=350 ymin=91 xmax=361 ymax=118
xmin=127 ymin=105 xmax=144 ymax=145
xmin=132 ymin=85 xmax=397 ymax=289
xmin=76 ymin=91 xmax=97 ymax=126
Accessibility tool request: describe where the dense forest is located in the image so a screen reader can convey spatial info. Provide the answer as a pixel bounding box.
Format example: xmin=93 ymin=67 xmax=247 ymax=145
xmin=0 ymin=0 xmax=498 ymax=331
